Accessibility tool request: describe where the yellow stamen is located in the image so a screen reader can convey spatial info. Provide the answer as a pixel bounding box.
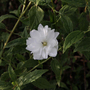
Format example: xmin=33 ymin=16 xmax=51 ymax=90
xmin=42 ymin=42 xmax=47 ymax=46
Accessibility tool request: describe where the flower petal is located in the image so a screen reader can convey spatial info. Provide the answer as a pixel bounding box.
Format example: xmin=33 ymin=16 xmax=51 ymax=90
xmin=33 ymin=52 xmax=43 ymax=60
xmin=38 ymin=24 xmax=43 ymax=31
xmin=42 ymin=47 xmax=48 ymax=59
xmin=30 ymin=30 xmax=41 ymax=41
xmin=49 ymin=47 xmax=57 ymax=57
xmin=54 ymin=32 xmax=59 ymax=39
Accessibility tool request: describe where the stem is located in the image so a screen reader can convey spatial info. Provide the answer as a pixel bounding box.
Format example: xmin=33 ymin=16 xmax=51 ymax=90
xmin=29 ymin=47 xmax=62 ymax=72
xmin=22 ymin=0 xmax=26 ymax=12
xmin=29 ymin=56 xmax=51 ymax=72
xmin=2 ymin=2 xmax=31 ymax=53
xmin=51 ymin=0 xmax=56 ymax=25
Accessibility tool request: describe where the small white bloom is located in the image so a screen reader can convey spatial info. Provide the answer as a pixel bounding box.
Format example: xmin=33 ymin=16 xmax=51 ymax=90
xmin=26 ymin=24 xmax=59 ymax=60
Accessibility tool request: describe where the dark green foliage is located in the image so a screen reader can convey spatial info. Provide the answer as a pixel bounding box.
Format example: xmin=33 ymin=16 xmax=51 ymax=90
xmin=0 ymin=0 xmax=90 ymax=90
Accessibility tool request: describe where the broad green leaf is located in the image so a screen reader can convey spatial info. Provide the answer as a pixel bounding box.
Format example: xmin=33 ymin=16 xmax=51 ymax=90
xmin=74 ymin=37 xmax=90 ymax=52
xmin=18 ymin=69 xmax=48 ymax=86
xmin=50 ymin=60 xmax=61 ymax=86
xmin=63 ymin=30 xmax=84 ymax=53
xmin=0 ymin=14 xmax=16 ymax=23
xmin=0 ymin=23 xmax=6 ymax=29
xmin=61 ymin=15 xmax=73 ymax=33
xmin=0 ymin=80 xmax=11 ymax=89
xmin=32 ymin=77 xmax=54 ymax=89
xmin=59 ymin=5 xmax=77 ymax=16
xmin=79 ymin=12 xmax=89 ymax=31
xmin=5 ymin=37 xmax=27 ymax=48
xmin=61 ymin=0 xmax=85 ymax=7
xmin=28 ymin=5 xmax=44 ymax=28
xmin=8 ymin=64 xmax=17 ymax=81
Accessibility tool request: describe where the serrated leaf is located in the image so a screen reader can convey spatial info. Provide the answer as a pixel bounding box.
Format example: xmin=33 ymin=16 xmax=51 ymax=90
xmin=61 ymin=15 xmax=73 ymax=33
xmin=8 ymin=64 xmax=17 ymax=81
xmin=74 ymin=37 xmax=90 ymax=52
xmin=5 ymin=37 xmax=27 ymax=48
xmin=28 ymin=5 xmax=44 ymax=28
xmin=32 ymin=77 xmax=54 ymax=89
xmin=29 ymin=5 xmax=44 ymax=27
xmin=0 ymin=14 xmax=16 ymax=23
xmin=60 ymin=5 xmax=77 ymax=16
xmin=63 ymin=30 xmax=84 ymax=53
xmin=18 ymin=69 xmax=48 ymax=86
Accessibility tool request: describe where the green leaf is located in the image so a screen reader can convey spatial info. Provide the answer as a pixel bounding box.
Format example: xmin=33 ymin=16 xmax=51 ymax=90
xmin=1 ymin=72 xmax=9 ymax=81
xmin=74 ymin=37 xmax=90 ymax=52
xmin=0 ymin=23 xmax=6 ymax=29
xmin=0 ymin=80 xmax=11 ymax=89
xmin=62 ymin=65 xmax=70 ymax=71
xmin=14 ymin=86 xmax=21 ymax=90
xmin=50 ymin=60 xmax=61 ymax=87
xmin=28 ymin=5 xmax=44 ymax=28
xmin=12 ymin=45 xmax=27 ymax=54
xmin=5 ymin=37 xmax=27 ymax=48
xmin=0 ymin=14 xmax=16 ymax=23
xmin=16 ymin=54 xmax=25 ymax=61
xmin=82 ymin=51 xmax=90 ymax=60
xmin=32 ymin=77 xmax=54 ymax=89
xmin=18 ymin=69 xmax=48 ymax=86
xmin=21 ymin=27 xmax=28 ymax=38
xmin=60 ymin=82 xmax=69 ymax=89
xmin=63 ymin=30 xmax=84 ymax=53
xmin=61 ymin=0 xmax=85 ymax=7
xmin=59 ymin=5 xmax=77 ymax=16
xmin=1 ymin=32 xmax=9 ymax=42
xmin=61 ymin=15 xmax=73 ymax=33
xmin=10 ymin=10 xmax=20 ymax=16
xmin=79 ymin=12 xmax=89 ymax=31
xmin=8 ymin=64 xmax=17 ymax=81
xmin=22 ymin=59 xmax=38 ymax=68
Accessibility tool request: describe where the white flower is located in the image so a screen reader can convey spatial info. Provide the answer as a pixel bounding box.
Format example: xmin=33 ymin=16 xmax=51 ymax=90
xmin=26 ymin=24 xmax=59 ymax=60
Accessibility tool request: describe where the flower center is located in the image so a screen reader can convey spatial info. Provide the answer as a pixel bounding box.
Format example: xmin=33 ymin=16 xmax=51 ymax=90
xmin=42 ymin=41 xmax=47 ymax=46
